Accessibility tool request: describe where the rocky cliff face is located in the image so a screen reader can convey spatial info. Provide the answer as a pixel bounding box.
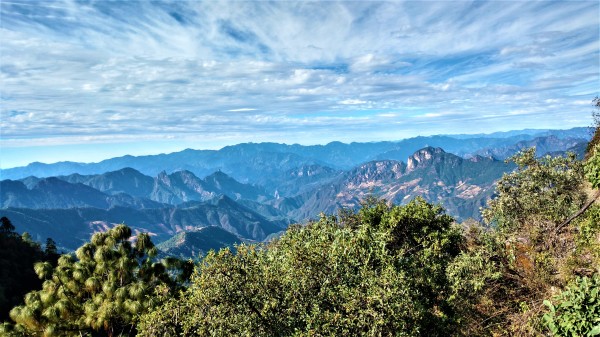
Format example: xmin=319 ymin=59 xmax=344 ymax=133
xmin=281 ymin=147 xmax=510 ymax=221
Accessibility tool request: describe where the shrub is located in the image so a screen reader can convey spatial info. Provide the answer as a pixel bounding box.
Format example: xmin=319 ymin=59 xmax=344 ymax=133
xmin=543 ymin=275 xmax=600 ymax=336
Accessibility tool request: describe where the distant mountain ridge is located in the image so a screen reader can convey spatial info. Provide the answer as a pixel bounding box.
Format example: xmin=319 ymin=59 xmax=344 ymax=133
xmin=1 ymin=177 xmax=164 ymax=210
xmin=1 ymin=128 xmax=589 ymax=186
xmin=1 ymin=146 xmax=510 ymax=251
xmin=471 ymin=135 xmax=587 ymax=160
xmin=9 ymin=168 xmax=269 ymax=208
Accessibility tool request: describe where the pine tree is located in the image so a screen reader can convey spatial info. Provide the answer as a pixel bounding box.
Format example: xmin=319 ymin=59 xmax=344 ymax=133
xmin=44 ymin=238 xmax=57 ymax=256
xmin=0 ymin=217 xmax=15 ymax=233
xmin=5 ymin=224 xmax=186 ymax=337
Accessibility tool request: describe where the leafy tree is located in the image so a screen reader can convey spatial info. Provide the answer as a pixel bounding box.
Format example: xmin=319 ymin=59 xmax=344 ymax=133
xmin=4 ymin=224 xmax=188 ymax=337
xmin=482 ymin=147 xmax=586 ymax=231
xmin=448 ymin=148 xmax=594 ymax=335
xmin=538 ymin=139 xmax=600 ymax=336
xmin=586 ymin=144 xmax=600 ymax=189
xmin=585 ymin=96 xmax=600 ymax=157
xmin=138 ymin=198 xmax=463 ymax=336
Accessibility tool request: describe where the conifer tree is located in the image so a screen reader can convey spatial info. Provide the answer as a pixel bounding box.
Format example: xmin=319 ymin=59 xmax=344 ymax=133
xmin=44 ymin=238 xmax=58 ymax=256
xmin=1 ymin=216 xmax=15 ymax=233
xmin=5 ymin=224 xmax=185 ymax=337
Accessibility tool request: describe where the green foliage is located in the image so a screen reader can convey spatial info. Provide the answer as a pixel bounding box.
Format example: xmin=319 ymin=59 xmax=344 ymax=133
xmin=5 ymin=144 xmax=599 ymax=336
xmin=585 ymin=97 xmax=600 ymax=157
xmin=585 ymin=144 xmax=600 ymax=189
xmin=6 ymin=224 xmax=188 ymax=337
xmin=138 ymin=198 xmax=463 ymax=336
xmin=482 ymin=147 xmax=586 ymax=231
xmin=543 ymin=275 xmax=600 ymax=336
xmin=447 ymin=224 xmax=503 ymax=301
xmin=450 ymin=148 xmax=595 ymax=336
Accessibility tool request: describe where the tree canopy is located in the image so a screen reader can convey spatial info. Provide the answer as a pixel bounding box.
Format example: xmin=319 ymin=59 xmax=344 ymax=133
xmin=3 ymin=225 xmax=191 ymax=337
xmin=448 ymin=146 xmax=600 ymax=335
xmin=138 ymin=198 xmax=463 ymax=337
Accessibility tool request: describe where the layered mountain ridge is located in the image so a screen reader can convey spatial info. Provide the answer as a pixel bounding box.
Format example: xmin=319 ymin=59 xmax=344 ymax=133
xmin=0 ymin=128 xmax=590 ymax=258
xmin=1 ymin=127 xmax=589 ymax=185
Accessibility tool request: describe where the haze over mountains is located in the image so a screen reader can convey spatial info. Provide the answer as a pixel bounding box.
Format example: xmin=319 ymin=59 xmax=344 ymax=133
xmin=0 ymin=128 xmax=591 ymax=257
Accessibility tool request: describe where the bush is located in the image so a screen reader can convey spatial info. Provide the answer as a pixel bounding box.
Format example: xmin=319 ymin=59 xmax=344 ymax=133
xmin=138 ymin=198 xmax=463 ymax=337
xmin=543 ymin=275 xmax=600 ymax=336
xmin=585 ymin=144 xmax=600 ymax=189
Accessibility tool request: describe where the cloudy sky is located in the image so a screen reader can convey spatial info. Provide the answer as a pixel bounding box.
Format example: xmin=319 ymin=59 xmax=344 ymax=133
xmin=1 ymin=0 xmax=598 ymax=168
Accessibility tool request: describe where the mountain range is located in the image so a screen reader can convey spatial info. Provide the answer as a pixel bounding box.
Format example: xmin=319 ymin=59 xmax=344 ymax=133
xmin=0 ymin=128 xmax=591 ymax=257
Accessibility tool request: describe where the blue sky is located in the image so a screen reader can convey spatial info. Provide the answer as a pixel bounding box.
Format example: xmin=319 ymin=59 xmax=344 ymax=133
xmin=1 ymin=0 xmax=598 ymax=168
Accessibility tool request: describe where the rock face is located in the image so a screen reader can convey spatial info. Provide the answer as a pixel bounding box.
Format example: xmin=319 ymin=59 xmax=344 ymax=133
xmin=279 ymin=147 xmax=511 ymax=221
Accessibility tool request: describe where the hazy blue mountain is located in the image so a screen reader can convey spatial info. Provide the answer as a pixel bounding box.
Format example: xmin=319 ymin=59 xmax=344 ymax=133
xmin=0 ymin=195 xmax=283 ymax=250
xmin=446 ymin=127 xmax=592 ymax=139
xmin=58 ymin=167 xmax=155 ymax=197
xmin=271 ymin=164 xmax=342 ymax=197
xmin=145 ymin=169 xmax=269 ymax=204
xmin=18 ymin=176 xmax=43 ymax=189
xmin=1 ymin=161 xmax=89 ymax=181
xmin=1 ymin=128 xmax=589 ymax=183
xmin=470 ymin=136 xmax=587 ymax=160
xmin=156 ymin=226 xmax=244 ymax=259
xmin=151 ymin=170 xmax=219 ymax=204
xmin=548 ymin=141 xmax=588 ymax=159
xmin=27 ymin=168 xmax=271 ymax=205
xmin=203 ymin=171 xmax=269 ymax=201
xmin=1 ymin=178 xmax=163 ymax=210
xmin=235 ymin=199 xmax=292 ymax=223
xmin=0 ymin=128 xmax=591 ymax=254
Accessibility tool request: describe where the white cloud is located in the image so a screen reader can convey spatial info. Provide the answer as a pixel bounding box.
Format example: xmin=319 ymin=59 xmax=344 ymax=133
xmin=339 ymin=99 xmax=367 ymax=105
xmin=227 ymin=108 xmax=257 ymax=112
xmin=0 ymin=0 xmax=598 ymax=167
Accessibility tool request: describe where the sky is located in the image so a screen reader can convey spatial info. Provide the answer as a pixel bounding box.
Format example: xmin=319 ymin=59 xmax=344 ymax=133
xmin=1 ymin=0 xmax=599 ymax=169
